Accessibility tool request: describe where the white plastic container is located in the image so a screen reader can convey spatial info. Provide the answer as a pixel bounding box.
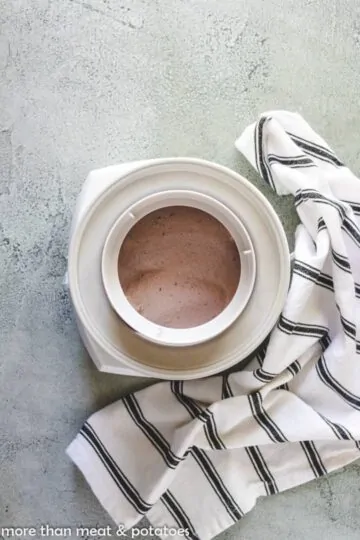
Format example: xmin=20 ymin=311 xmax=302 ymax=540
xmin=68 ymin=158 xmax=290 ymax=379
xmin=101 ymin=190 xmax=256 ymax=347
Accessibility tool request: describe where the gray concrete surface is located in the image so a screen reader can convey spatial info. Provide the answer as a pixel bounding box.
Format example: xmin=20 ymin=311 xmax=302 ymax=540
xmin=1 ymin=0 xmax=360 ymax=539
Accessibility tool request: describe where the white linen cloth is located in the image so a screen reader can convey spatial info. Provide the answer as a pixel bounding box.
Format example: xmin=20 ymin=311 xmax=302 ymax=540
xmin=67 ymin=111 xmax=360 ymax=540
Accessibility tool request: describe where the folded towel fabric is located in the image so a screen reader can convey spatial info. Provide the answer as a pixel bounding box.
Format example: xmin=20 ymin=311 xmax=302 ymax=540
xmin=67 ymin=112 xmax=360 ymax=540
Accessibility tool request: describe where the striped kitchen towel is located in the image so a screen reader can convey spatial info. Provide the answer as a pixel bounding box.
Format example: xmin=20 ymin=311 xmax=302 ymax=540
xmin=67 ymin=111 xmax=360 ymax=540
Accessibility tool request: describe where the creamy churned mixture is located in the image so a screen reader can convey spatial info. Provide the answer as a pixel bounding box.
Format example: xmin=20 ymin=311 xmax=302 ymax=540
xmin=118 ymin=206 xmax=240 ymax=329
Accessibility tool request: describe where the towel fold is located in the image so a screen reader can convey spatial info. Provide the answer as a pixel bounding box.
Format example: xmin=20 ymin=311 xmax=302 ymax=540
xmin=67 ymin=111 xmax=360 ymax=540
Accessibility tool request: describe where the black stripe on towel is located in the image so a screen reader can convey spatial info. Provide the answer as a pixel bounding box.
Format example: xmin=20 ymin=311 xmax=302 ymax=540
xmin=335 ymin=309 xmax=359 ymax=352
xmin=331 ymin=249 xmax=351 ymax=273
xmin=161 ymin=491 xmax=200 ymax=540
xmin=286 ymin=132 xmax=344 ymax=167
xmin=328 ymin=420 xmax=353 ymax=440
xmin=318 ymin=217 xmax=327 ymax=232
xmin=320 ymin=413 xmax=359 ymax=450
xmin=222 ymin=377 xmax=279 ymax=495
xmin=222 ymin=374 xmax=233 ymax=400
xmin=287 ymin=360 xmax=301 ymax=377
xmin=254 ymin=360 xmax=300 ymax=386
xmin=314 ymin=198 xmax=360 ymax=250
xmin=318 ymin=216 xmax=360 ymax=256
xmin=80 ymin=422 xmax=151 ymax=514
xmin=343 ymin=217 xmax=360 ymax=248
xmin=320 ymin=334 xmax=332 ymax=352
xmin=255 ymin=116 xmax=275 ymax=189
xmin=294 ymin=190 xmax=348 ymax=219
xmin=172 ymin=381 xmax=244 ymax=523
xmin=123 ymin=394 xmax=183 ymax=469
xmin=293 ymin=261 xmax=334 ymax=293
xmin=171 ymin=381 xmax=203 ymax=418
xmin=248 ymin=392 xmax=287 ymax=443
xmin=268 ymin=154 xmax=315 ymax=168
xmin=342 ymin=200 xmax=360 ymax=216
xmin=278 ymin=316 xmax=327 ymax=339
xmin=316 ymin=356 xmax=360 ymax=411
xmin=338 ymin=311 xmax=356 ymax=339
xmin=295 ymin=190 xmax=360 ymax=249
xmin=289 ymin=141 xmax=338 ymax=166
xmin=222 ymin=374 xmax=232 ymax=400
xmin=257 ymin=347 xmax=266 ymax=367
xmin=356 ymin=284 xmax=360 ymax=298
xmin=300 ymin=441 xmax=327 ymax=477
xmin=253 ymin=368 xmax=276 ymax=383
xmin=199 ymin=409 xmax=224 ymax=448
xmin=178 ymin=382 xmax=225 ymax=449
xmin=245 ymin=446 xmax=279 ymax=495
xmin=293 ymin=260 xmax=360 ymax=299
xmin=286 ymin=132 xmax=339 ymax=157
xmin=171 ymin=381 xmax=225 ymax=450
xmin=191 ymin=447 xmax=244 ymax=521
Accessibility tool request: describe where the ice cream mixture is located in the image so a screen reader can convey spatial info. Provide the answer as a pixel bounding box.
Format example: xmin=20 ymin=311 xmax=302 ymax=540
xmin=118 ymin=206 xmax=241 ymax=329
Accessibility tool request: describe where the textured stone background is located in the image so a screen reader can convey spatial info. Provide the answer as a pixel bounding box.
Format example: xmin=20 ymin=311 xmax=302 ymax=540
xmin=1 ymin=0 xmax=360 ymax=539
